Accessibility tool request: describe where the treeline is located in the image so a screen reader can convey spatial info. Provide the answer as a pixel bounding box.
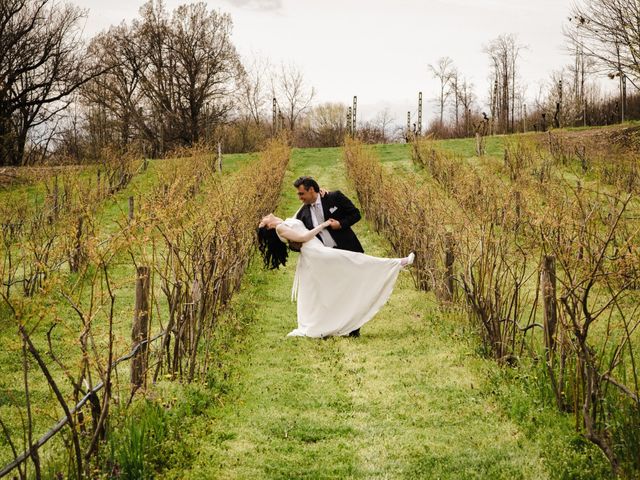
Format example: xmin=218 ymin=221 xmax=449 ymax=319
xmin=3 ymin=0 xmax=640 ymax=166
xmin=427 ymin=1 xmax=640 ymax=139
xmin=0 ymin=0 xmax=314 ymax=166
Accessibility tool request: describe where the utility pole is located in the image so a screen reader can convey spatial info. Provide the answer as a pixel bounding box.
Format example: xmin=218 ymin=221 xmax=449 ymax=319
xmin=352 ymin=96 xmax=357 ymax=134
xmin=621 ymin=72 xmax=626 ymax=123
xmin=417 ymin=92 xmax=423 ymax=137
xmin=272 ymin=98 xmax=277 ymax=135
xmin=558 ymin=79 xmax=563 ymax=128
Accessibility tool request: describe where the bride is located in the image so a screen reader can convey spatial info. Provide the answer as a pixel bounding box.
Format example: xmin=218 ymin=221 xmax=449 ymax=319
xmin=257 ymin=213 xmax=414 ymax=338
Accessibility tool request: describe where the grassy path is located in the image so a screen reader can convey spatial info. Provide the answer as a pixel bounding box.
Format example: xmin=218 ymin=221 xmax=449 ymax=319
xmin=160 ymin=147 xmax=556 ymax=479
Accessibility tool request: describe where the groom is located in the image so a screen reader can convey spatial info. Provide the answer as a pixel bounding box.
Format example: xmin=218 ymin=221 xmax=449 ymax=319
xmin=294 ymin=176 xmax=365 ymax=337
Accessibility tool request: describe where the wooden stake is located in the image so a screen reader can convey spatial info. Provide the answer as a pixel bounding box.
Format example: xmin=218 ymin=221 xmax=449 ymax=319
xmin=53 ymin=176 xmax=59 ymax=220
xmin=131 ymin=266 xmax=150 ymax=393
xmin=444 ymin=233 xmax=455 ymax=301
xmin=70 ymin=216 xmax=85 ymax=273
xmin=128 ymin=196 xmax=134 ymax=222
xmin=541 ymin=255 xmax=557 ymax=354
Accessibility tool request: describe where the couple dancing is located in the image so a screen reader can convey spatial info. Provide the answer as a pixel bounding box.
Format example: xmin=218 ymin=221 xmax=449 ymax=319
xmin=258 ymin=176 xmax=414 ymax=338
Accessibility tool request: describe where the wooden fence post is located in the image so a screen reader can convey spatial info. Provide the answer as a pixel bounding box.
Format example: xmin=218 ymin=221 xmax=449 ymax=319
xmin=514 ymin=190 xmax=522 ymax=224
xmin=541 ymin=255 xmax=557 ymax=354
xmin=128 ymin=196 xmax=134 ymax=222
xmin=53 ymin=176 xmax=59 ymax=220
xmin=444 ymin=233 xmax=455 ymax=301
xmin=70 ymin=215 xmax=85 ymax=273
xmin=131 ymin=266 xmax=150 ymax=393
xmin=217 ymin=142 xmax=223 ymax=172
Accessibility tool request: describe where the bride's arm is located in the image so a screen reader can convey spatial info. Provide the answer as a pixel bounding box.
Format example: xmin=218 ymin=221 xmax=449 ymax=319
xmin=276 ymin=220 xmax=331 ymax=243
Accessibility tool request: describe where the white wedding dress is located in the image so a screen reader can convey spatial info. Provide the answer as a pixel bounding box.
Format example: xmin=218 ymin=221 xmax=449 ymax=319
xmin=277 ymin=218 xmax=403 ymax=338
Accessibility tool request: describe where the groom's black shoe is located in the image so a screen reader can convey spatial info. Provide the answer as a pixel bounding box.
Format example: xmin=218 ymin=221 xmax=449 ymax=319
xmin=348 ymin=328 xmax=360 ymax=338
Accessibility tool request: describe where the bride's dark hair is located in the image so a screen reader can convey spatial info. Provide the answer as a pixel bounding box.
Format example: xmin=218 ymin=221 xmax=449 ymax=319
xmin=257 ymin=226 xmax=288 ymax=269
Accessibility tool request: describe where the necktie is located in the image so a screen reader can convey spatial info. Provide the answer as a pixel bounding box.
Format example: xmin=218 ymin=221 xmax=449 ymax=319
xmin=313 ymin=203 xmax=336 ymax=247
xmin=313 ymin=203 xmax=324 ymax=223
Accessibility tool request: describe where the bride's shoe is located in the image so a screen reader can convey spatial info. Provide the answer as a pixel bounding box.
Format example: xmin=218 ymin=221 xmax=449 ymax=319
xmin=401 ymin=252 xmax=415 ymax=267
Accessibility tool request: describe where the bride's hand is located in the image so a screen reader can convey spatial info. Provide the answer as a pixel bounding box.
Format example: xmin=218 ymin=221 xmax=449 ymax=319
xmin=325 ymin=219 xmax=340 ymax=229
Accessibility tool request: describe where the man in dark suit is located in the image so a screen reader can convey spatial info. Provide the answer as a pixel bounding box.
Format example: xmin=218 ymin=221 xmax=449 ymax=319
xmin=294 ymin=176 xmax=365 ymax=336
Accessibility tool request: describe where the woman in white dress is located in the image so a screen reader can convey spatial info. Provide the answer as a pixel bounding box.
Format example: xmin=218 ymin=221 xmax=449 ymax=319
xmin=257 ymin=213 xmax=414 ymax=338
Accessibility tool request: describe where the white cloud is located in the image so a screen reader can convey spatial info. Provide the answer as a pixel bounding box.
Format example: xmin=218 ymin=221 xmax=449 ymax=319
xmin=224 ymin=0 xmax=283 ymax=11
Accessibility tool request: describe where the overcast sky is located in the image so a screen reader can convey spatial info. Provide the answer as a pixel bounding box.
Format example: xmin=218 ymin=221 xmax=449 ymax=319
xmin=73 ymin=0 xmax=577 ymax=125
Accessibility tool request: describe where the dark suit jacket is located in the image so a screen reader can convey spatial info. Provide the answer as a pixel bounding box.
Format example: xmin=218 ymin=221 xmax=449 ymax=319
xmin=296 ymin=190 xmax=364 ymax=253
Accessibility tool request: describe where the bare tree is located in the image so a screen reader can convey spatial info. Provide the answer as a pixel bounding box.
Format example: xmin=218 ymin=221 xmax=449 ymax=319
xmin=455 ymin=77 xmax=476 ymax=137
xmin=272 ymin=62 xmax=315 ymax=131
xmin=428 ymin=57 xmax=455 ymax=126
xmin=301 ymin=102 xmax=347 ymax=147
xmin=373 ymin=107 xmax=394 ymax=143
xmin=567 ymin=0 xmax=640 ymax=90
xmin=484 ymin=34 xmax=524 ymax=134
xmin=566 ymin=1 xmax=640 ymax=122
xmin=239 ymin=54 xmax=270 ymax=126
xmin=449 ymin=68 xmax=460 ymax=133
xmin=82 ymin=23 xmax=148 ymax=154
xmin=566 ymin=34 xmax=597 ymax=125
xmin=168 ymin=2 xmax=244 ymax=144
xmin=0 ymin=0 xmax=99 ymax=166
xmin=82 ymin=0 xmax=244 ymax=155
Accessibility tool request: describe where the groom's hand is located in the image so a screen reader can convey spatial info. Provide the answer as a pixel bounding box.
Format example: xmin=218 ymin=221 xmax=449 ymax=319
xmin=327 ymin=218 xmax=341 ymax=230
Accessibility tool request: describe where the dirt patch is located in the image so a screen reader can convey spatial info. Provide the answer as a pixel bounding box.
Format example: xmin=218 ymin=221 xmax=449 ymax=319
xmin=530 ymin=124 xmax=640 ymax=158
xmin=607 ymin=125 xmax=640 ymax=152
